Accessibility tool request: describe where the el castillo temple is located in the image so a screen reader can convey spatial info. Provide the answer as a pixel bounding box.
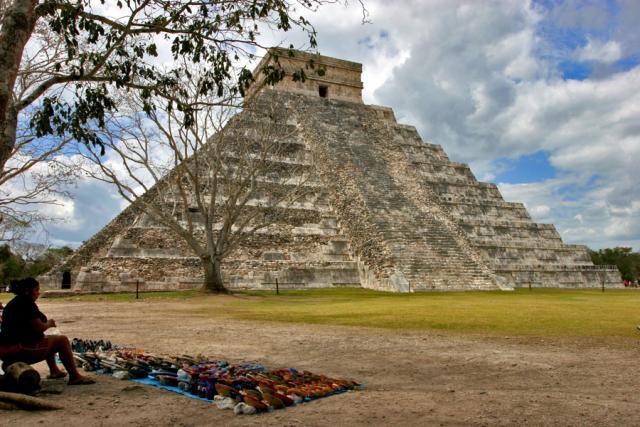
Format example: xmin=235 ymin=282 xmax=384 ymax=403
xmin=48 ymin=49 xmax=621 ymax=293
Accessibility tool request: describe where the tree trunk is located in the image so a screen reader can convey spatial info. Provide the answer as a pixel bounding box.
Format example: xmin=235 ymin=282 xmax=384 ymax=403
xmin=5 ymin=362 xmax=40 ymax=394
xmin=0 ymin=0 xmax=38 ymax=174
xmin=0 ymin=391 xmax=63 ymax=410
xmin=202 ymin=256 xmax=227 ymax=293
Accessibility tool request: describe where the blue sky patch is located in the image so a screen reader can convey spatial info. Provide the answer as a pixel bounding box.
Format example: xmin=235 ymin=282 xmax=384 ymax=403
xmin=556 ymin=183 xmax=582 ymax=202
xmin=585 ymin=174 xmax=601 ymax=188
xmin=357 ymin=30 xmax=389 ymax=49
xmin=495 ymin=150 xmax=557 ymax=184
xmin=559 ymin=60 xmax=592 ymax=80
xmin=531 ymin=0 xmax=627 ymax=81
xmin=615 ymin=55 xmax=640 ymax=72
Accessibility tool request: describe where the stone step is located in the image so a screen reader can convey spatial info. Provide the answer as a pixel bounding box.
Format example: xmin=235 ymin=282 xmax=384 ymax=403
xmin=413 ymin=171 xmax=477 ymax=186
xmin=397 ymin=261 xmax=485 ymax=268
xmin=215 ymin=175 xmax=324 ymax=189
xmin=403 ymin=272 xmax=490 ymax=281
xmin=494 ymin=263 xmax=616 ymax=272
xmin=483 ymin=247 xmax=589 ymax=257
xmin=458 ymin=218 xmax=557 ymax=229
xmin=446 ymin=205 xmax=531 ymax=221
xmin=221 ymin=151 xmax=313 ymax=167
xmin=441 ymin=199 xmax=527 ymax=209
xmin=471 ymin=237 xmax=576 ymax=249
xmin=409 ymin=157 xmax=475 ymax=170
xmin=128 ymin=219 xmax=340 ymax=238
xmin=423 ymin=181 xmax=504 ymax=200
xmin=218 ymin=136 xmax=304 ymax=151
xmin=465 ymin=230 xmax=561 ymax=241
xmin=224 ymin=259 xmax=359 ymax=269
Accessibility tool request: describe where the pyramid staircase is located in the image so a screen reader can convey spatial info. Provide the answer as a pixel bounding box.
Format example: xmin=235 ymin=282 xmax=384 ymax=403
xmin=291 ymin=95 xmax=501 ymax=291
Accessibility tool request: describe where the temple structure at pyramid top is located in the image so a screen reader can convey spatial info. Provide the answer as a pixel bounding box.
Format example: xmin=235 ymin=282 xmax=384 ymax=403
xmin=246 ymin=47 xmax=364 ymax=103
xmin=45 ymin=49 xmax=621 ymax=293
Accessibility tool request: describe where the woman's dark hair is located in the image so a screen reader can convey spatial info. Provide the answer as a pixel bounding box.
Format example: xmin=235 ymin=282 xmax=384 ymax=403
xmin=9 ymin=277 xmax=39 ymax=296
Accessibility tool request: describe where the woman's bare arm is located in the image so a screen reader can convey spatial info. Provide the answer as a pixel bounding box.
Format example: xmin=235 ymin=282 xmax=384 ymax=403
xmin=30 ymin=317 xmax=55 ymax=333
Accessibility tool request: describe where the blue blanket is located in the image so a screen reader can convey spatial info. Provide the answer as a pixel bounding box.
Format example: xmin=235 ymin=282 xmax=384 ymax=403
xmin=132 ymin=377 xmax=214 ymax=403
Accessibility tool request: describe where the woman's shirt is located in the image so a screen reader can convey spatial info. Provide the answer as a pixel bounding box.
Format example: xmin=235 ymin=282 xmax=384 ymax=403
xmin=0 ymin=295 xmax=47 ymax=345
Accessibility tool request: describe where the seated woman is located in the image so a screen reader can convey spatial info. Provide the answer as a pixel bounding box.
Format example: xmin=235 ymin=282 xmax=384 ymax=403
xmin=0 ymin=277 xmax=94 ymax=385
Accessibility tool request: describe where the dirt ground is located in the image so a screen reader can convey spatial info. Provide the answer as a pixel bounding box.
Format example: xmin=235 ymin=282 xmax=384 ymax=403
xmin=2 ymin=297 xmax=640 ymax=426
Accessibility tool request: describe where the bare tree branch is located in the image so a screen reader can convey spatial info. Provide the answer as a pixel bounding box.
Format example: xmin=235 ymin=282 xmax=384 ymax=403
xmin=79 ymin=71 xmax=310 ymax=291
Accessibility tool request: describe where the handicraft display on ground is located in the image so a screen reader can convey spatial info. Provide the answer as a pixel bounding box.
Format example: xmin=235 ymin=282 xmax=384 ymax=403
xmin=71 ymin=338 xmax=362 ymax=415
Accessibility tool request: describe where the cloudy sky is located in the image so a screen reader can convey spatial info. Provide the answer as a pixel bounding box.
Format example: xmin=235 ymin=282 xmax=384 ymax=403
xmin=40 ymin=0 xmax=640 ymax=252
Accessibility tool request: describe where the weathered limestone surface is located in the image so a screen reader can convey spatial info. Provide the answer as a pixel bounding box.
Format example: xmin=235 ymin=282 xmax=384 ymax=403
xmin=48 ymin=49 xmax=620 ymax=292
xmin=292 ymin=96 xmax=502 ymax=291
xmin=246 ymin=47 xmax=363 ymax=104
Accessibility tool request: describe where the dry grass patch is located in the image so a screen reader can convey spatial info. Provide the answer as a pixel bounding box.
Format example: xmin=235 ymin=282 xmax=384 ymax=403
xmin=37 ymin=287 xmax=640 ymax=338
xmin=220 ymin=288 xmax=640 ymax=337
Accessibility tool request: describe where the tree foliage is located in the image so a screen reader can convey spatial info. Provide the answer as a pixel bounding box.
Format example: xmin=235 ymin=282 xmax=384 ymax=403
xmin=0 ymin=16 xmax=80 ymax=233
xmin=0 ymin=0 xmax=365 ymax=236
xmin=589 ymin=247 xmax=640 ymax=282
xmin=1 ymin=0 xmax=360 ymax=170
xmin=79 ymin=78 xmax=311 ymax=292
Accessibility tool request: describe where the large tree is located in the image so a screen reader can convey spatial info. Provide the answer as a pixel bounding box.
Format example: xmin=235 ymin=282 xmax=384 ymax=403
xmin=0 ymin=0 xmax=363 ymax=214
xmin=80 ymin=81 xmax=310 ymax=292
xmin=0 ymin=12 xmax=79 ymax=237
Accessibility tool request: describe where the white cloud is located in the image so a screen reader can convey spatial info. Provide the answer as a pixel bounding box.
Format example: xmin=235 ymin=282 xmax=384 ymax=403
xmin=529 ymin=204 xmax=551 ymax=218
xmin=1 ymin=150 xmax=124 ymax=247
xmin=353 ymin=1 xmax=640 ymax=250
xmin=45 ymin=175 xmax=125 ymax=247
xmin=37 ymin=197 xmax=77 ymax=228
xmin=576 ymin=38 xmax=622 ymax=63
xmin=499 ymin=173 xmax=640 ymax=250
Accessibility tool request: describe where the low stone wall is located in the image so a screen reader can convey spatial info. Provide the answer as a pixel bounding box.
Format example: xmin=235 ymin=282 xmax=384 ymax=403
xmin=496 ymin=266 xmax=622 ymax=289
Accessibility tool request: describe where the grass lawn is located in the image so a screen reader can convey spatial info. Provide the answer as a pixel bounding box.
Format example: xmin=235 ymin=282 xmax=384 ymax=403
xmin=0 ymin=293 xmax=11 ymax=304
xmin=43 ymin=287 xmax=640 ymax=338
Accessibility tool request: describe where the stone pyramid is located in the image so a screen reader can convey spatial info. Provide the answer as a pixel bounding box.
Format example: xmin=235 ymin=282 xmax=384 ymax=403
xmin=50 ymin=48 xmax=621 ymax=292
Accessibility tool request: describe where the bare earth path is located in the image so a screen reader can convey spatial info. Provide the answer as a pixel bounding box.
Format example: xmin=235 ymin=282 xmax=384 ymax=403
xmin=2 ymin=297 xmax=640 ymax=426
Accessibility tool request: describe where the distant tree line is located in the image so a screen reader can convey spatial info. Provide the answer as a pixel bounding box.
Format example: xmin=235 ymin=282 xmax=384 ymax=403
xmin=0 ymin=244 xmax=72 ymax=286
xmin=589 ymin=247 xmax=640 ymax=282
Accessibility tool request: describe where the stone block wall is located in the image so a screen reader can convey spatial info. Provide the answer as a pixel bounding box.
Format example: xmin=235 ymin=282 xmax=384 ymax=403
xmin=246 ymin=48 xmax=363 ymax=104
